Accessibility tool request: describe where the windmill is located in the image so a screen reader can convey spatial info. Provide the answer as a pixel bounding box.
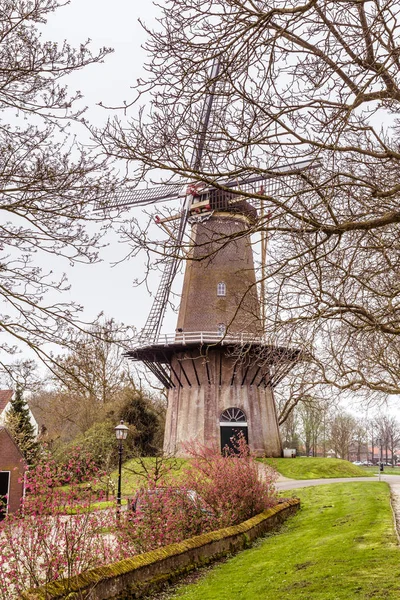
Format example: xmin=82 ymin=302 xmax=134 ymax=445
xmin=98 ymin=61 xmax=315 ymax=457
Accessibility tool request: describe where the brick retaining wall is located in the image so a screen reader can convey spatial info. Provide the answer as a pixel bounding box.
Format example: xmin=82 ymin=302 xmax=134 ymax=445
xmin=21 ymin=498 xmax=300 ymax=600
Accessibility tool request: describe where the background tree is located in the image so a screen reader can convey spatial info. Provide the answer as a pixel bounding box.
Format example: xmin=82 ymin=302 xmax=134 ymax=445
xmin=375 ymin=415 xmax=400 ymax=465
xmin=29 ymin=388 xmax=86 ymax=446
xmin=0 ymin=0 xmax=118 ymax=378
xmin=330 ymin=413 xmax=357 ymax=461
xmin=119 ymin=388 xmax=165 ymax=456
xmin=51 ymin=317 xmax=133 ymax=404
xmin=279 ymin=410 xmax=300 ymax=453
xmin=96 ymin=0 xmax=400 ymax=404
xmin=297 ymin=397 xmax=326 ymax=457
xmin=352 ymin=422 xmax=368 ymax=463
xmin=29 ymin=318 xmax=135 ymax=441
xmin=29 ymin=318 xmax=166 ymax=455
xmin=385 ymin=417 xmax=400 ymax=466
xmin=5 ymin=387 xmax=39 ymax=464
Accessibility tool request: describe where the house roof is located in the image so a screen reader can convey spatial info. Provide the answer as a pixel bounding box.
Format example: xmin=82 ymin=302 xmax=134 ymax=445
xmin=0 ymin=389 xmax=13 ymax=413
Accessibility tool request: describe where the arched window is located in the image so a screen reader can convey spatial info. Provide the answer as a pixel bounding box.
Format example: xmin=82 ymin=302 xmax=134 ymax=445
xmin=220 ymin=407 xmax=247 ymax=424
xmin=217 ymin=282 xmax=226 ymax=296
xmin=220 ymin=408 xmax=248 ymax=453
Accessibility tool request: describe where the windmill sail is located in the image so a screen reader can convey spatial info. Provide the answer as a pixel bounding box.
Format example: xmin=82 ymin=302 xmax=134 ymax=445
xmin=95 ymin=184 xmax=183 ymax=211
xmin=197 ymin=159 xmax=316 ymax=212
xmin=138 ymin=248 xmax=181 ymax=342
xmin=138 ymin=59 xmax=225 ymax=342
xmin=97 ymin=56 xmax=318 ymax=343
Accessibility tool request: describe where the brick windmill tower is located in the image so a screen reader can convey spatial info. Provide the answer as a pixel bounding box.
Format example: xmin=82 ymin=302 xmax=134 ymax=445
xmin=102 ymin=63 xmax=311 ymax=457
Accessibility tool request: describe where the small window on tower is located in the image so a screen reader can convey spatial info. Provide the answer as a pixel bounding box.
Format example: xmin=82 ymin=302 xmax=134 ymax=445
xmin=217 ymin=282 xmax=226 ymax=297
xmin=217 ymin=323 xmax=226 ymax=336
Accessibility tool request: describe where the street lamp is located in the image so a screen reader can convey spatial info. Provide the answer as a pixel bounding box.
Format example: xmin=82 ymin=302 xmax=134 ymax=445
xmin=115 ymin=420 xmax=129 ymax=518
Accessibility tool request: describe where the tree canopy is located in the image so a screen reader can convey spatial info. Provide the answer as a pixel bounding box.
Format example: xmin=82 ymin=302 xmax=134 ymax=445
xmin=5 ymin=387 xmax=39 ymax=463
xmin=0 ymin=0 xmax=117 ymax=378
xmin=97 ymin=0 xmax=400 ymax=398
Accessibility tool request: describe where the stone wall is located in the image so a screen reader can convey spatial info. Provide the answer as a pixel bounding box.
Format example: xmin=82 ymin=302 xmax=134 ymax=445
xmin=164 ymin=348 xmax=283 ymax=457
xmin=21 ymin=499 xmax=300 ymax=600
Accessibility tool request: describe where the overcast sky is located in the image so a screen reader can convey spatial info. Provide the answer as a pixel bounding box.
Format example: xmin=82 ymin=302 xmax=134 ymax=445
xmin=24 ymin=1 xmax=399 ymax=419
xmin=43 ymin=0 xmax=181 ymax=335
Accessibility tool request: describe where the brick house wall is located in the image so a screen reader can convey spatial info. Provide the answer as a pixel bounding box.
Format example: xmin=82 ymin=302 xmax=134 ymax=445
xmin=0 ymin=426 xmax=27 ymax=514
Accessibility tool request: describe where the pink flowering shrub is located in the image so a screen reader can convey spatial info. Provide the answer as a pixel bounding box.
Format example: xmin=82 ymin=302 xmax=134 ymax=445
xmin=183 ymin=434 xmax=278 ymax=527
xmin=23 ymin=449 xmax=107 ymax=515
xmin=0 ymin=453 xmax=116 ymax=600
xmin=0 ymin=437 xmax=277 ymax=599
xmin=116 ymin=484 xmax=213 ymax=557
xmin=116 ymin=437 xmax=277 ymax=555
xmin=0 ymin=509 xmax=114 ymax=599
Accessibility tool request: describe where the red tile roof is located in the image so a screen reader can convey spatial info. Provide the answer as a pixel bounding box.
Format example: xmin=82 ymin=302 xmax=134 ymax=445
xmin=0 ymin=389 xmax=14 ymax=413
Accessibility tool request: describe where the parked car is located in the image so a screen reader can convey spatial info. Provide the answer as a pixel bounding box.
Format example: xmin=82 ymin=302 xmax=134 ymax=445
xmin=352 ymin=461 xmax=363 ymax=466
xmin=129 ymin=487 xmax=213 ymax=516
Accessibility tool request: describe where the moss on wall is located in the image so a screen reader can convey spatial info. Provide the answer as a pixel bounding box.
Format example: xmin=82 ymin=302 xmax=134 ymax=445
xmin=20 ymin=499 xmax=300 ymax=600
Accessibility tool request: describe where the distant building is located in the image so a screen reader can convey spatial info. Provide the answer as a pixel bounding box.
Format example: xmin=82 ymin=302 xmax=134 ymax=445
xmin=0 ymin=389 xmax=39 ymax=436
xmin=0 ymin=426 xmax=27 ymax=518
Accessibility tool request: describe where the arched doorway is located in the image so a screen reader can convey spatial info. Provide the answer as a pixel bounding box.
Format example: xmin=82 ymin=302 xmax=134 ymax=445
xmin=220 ymin=407 xmax=248 ymax=454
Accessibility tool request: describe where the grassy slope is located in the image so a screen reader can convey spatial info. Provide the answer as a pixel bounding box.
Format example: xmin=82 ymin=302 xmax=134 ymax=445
xmin=260 ymin=457 xmax=374 ymax=479
xmin=362 ymin=465 xmax=400 ymax=476
xmin=171 ymin=483 xmax=400 ymax=600
xmin=117 ymin=457 xmax=188 ymax=496
xmin=56 ymin=458 xmax=187 ymax=512
xmin=116 ymin=457 xmax=371 ymax=496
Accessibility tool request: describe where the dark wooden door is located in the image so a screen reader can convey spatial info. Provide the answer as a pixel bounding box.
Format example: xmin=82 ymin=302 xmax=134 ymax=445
xmin=220 ymin=426 xmax=248 ymax=454
xmin=0 ymin=471 xmax=10 ymax=520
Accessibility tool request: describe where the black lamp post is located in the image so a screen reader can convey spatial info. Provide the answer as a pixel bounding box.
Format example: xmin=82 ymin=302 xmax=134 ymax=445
xmin=378 ymin=437 xmax=383 ymax=481
xmin=115 ymin=420 xmax=129 ymax=518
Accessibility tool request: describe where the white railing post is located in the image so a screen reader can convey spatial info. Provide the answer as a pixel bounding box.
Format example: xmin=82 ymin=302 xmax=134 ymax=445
xmin=135 ymin=330 xmax=275 ymax=349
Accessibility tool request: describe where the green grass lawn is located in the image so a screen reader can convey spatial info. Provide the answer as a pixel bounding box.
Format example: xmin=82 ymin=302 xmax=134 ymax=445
xmin=259 ymin=457 xmax=374 ymax=479
xmin=169 ymin=482 xmax=399 ymax=599
xmin=63 ymin=498 xmax=127 ymax=514
xmin=117 ymin=457 xmax=188 ymax=496
xmin=58 ymin=458 xmax=188 ymax=508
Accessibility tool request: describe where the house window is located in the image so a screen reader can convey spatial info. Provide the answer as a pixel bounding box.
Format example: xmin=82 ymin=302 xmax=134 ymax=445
xmin=217 ymin=282 xmax=226 ymax=296
xmin=217 ymin=323 xmax=226 ymax=336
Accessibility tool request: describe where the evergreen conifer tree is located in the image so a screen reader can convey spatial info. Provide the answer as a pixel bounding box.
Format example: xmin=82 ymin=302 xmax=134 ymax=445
xmin=5 ymin=387 xmax=39 ymax=464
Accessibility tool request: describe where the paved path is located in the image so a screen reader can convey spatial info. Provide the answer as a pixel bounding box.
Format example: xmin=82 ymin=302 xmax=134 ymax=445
xmin=276 ymin=476 xmax=378 ymax=491
xmin=276 ymin=474 xmax=400 ymax=539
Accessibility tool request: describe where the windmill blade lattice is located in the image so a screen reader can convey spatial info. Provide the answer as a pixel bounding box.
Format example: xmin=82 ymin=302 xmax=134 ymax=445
xmin=95 ymin=184 xmax=183 ymax=211
xmin=205 ymin=159 xmax=315 ymax=212
xmin=138 ymin=247 xmax=181 ymax=342
xmin=191 ymin=61 xmax=228 ymax=173
xmin=139 ymin=60 xmax=225 ymax=343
